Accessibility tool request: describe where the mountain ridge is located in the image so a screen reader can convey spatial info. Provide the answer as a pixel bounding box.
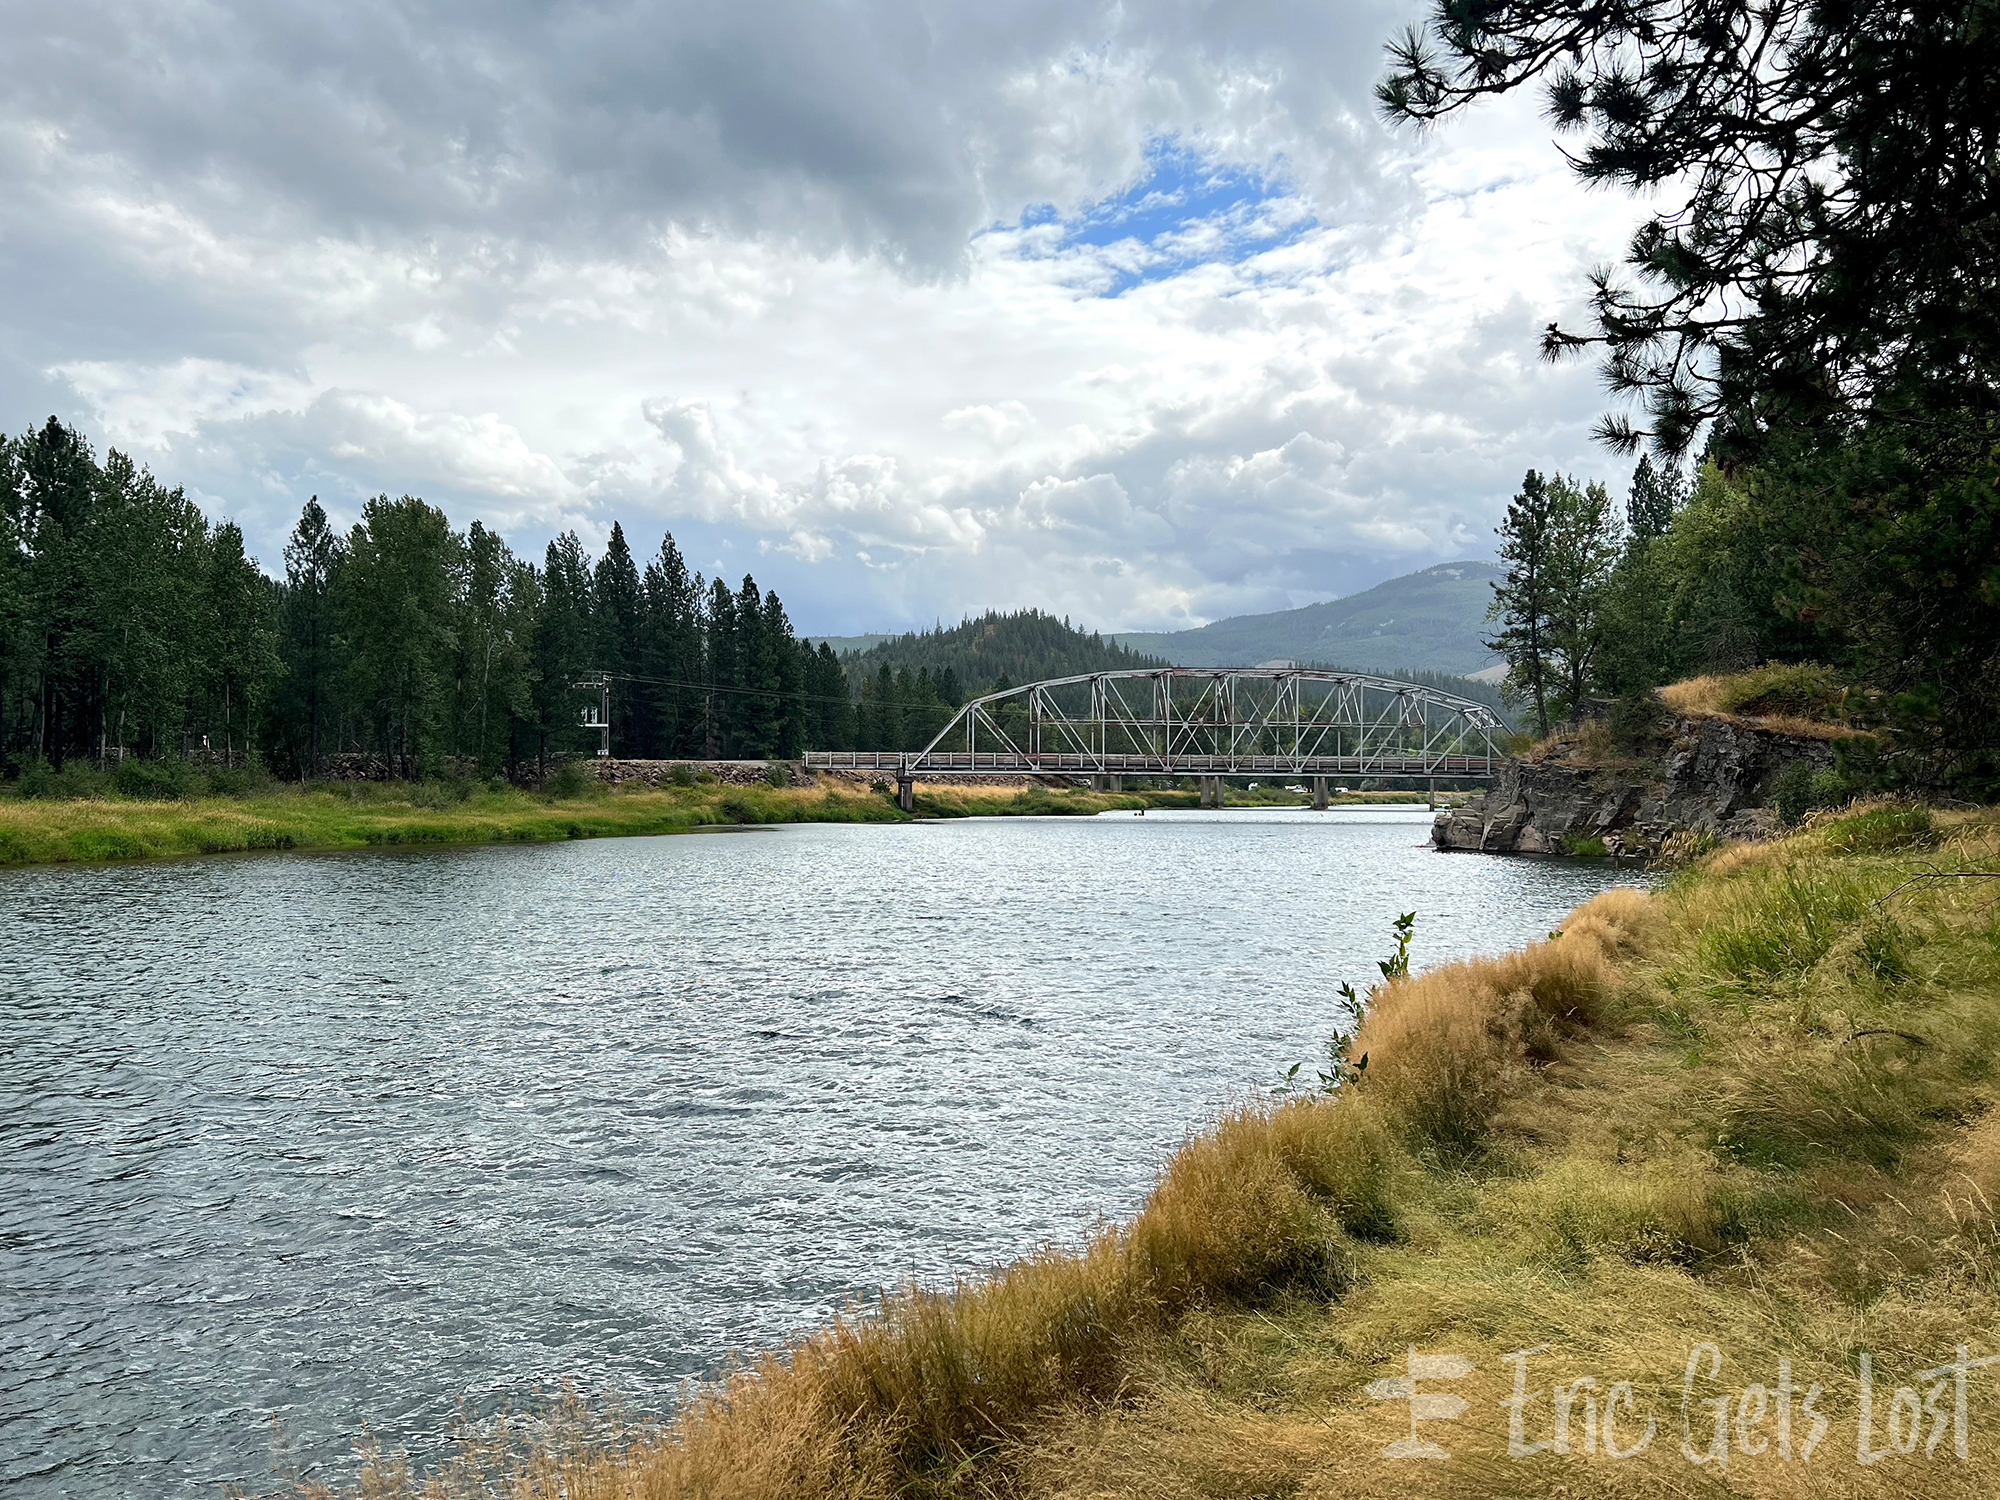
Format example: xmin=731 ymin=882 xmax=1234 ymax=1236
xmin=1113 ymin=560 xmax=1502 ymax=674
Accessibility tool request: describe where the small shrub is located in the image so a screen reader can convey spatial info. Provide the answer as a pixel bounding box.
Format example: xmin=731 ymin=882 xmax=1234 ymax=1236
xmin=1561 ymin=832 xmax=1609 ymax=858
xmin=1772 ymin=759 xmax=1818 ymax=825
xmin=669 ymin=762 xmax=698 ymax=788
xmin=545 ymin=760 xmax=595 ymax=799
xmin=1823 ymin=803 xmax=1935 ymax=855
xmin=763 ymin=762 xmax=791 ymax=788
xmin=1608 ymin=693 xmax=1672 ymax=753
xmin=870 ymin=778 xmax=892 ymax=796
xmin=207 ymin=764 xmax=275 ymax=798
xmin=720 ymin=795 xmax=757 ymax=823
xmin=113 ymin=757 xmax=201 ymax=800
xmin=409 ymin=778 xmax=473 ymax=809
xmin=1720 ymin=662 xmax=1846 ymax=719
xmin=15 ymin=758 xmax=113 ymax=799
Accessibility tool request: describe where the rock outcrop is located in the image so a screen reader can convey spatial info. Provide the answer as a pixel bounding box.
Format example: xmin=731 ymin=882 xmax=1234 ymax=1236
xmin=1434 ymin=715 xmax=1839 ymax=856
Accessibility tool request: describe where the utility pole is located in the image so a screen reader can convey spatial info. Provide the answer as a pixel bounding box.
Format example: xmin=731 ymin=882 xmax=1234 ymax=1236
xmin=574 ymin=672 xmax=611 ymax=757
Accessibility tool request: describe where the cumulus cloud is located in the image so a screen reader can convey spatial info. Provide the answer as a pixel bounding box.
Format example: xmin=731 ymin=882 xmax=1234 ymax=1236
xmin=2 ymin=0 xmax=1645 ymax=632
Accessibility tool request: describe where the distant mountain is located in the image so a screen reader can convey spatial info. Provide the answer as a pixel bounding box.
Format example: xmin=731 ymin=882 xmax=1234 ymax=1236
xmin=840 ymin=610 xmax=1168 ymax=699
xmin=1115 ymin=561 xmax=1503 ymax=675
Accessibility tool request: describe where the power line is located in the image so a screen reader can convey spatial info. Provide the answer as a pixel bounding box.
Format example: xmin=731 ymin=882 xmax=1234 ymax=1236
xmin=588 ymin=668 xmax=868 ymax=709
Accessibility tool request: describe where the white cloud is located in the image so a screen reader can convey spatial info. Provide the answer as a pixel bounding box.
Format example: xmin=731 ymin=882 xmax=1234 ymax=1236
xmin=4 ymin=2 xmax=1644 ymax=631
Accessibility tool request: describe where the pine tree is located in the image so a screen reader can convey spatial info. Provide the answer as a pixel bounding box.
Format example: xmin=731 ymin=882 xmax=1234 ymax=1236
xmin=703 ymin=577 xmax=735 ymax=758
xmin=640 ymin=532 xmax=703 ymax=757
xmin=532 ymin=531 xmax=595 ymax=773
xmin=1541 ymin=476 xmax=1621 ymax=721
xmin=338 ymin=496 xmax=460 ymax=774
xmin=202 ymin=521 xmax=277 ymax=768
xmin=1485 ymin=471 xmax=1558 ymax=737
xmin=1381 ymin=0 xmax=2000 ymax=455
xmin=273 ymin=499 xmax=344 ymax=777
xmin=1625 ymin=454 xmax=1684 ymax=540
xmin=592 ymin=522 xmax=644 ymax=755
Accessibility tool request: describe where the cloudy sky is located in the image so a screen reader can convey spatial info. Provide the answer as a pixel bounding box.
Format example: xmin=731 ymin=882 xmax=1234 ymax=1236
xmin=2 ymin=0 xmax=1644 ymax=634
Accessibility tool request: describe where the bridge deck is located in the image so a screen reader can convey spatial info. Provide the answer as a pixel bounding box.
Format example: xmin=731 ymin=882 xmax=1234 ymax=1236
xmin=804 ymin=752 xmax=1494 ymax=777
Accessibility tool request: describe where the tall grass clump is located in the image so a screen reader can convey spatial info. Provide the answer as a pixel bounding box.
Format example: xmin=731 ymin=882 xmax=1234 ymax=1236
xmin=1350 ymin=887 xmax=1653 ymax=1158
xmin=1822 ymin=801 xmax=1936 ymax=854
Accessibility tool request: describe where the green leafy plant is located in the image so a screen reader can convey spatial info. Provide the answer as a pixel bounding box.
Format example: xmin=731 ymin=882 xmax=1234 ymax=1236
xmin=1378 ymin=911 xmax=1416 ymax=981
xmin=1281 ymin=915 xmax=1412 ymax=1093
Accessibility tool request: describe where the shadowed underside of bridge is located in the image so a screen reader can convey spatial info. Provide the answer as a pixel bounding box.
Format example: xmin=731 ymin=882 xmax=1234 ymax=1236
xmin=803 ymin=668 xmax=1505 ymax=790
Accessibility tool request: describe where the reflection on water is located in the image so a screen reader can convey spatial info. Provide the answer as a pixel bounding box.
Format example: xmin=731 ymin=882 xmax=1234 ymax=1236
xmin=0 ymin=808 xmax=1636 ymax=1495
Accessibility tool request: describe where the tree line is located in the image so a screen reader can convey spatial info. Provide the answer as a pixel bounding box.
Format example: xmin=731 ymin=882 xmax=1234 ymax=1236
xmin=0 ymin=417 xmax=1040 ymax=780
xmin=1392 ymin=0 xmax=2000 ymax=787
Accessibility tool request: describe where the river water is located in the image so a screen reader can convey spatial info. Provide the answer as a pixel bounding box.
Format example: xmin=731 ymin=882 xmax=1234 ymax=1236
xmin=1 ymin=807 xmax=1636 ymax=1497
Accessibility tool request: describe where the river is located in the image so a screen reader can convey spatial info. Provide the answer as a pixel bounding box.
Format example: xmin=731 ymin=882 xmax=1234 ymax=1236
xmin=0 ymin=807 xmax=1637 ymax=1496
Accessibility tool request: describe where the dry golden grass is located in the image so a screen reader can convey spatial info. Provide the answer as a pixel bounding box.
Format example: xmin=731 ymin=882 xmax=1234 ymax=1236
xmin=1659 ymin=663 xmax=1863 ymax=739
xmin=306 ymin=809 xmax=2000 ymax=1500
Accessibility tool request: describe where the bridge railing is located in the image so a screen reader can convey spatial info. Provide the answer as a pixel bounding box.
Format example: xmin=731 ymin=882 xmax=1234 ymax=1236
xmin=804 ymin=751 xmax=1496 ymax=775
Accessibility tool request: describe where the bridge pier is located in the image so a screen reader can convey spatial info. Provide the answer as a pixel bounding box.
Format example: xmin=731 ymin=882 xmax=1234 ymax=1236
xmin=1199 ymin=775 xmax=1225 ymax=809
xmin=1091 ymin=773 xmax=1122 ymax=792
xmin=1311 ymin=776 xmax=1329 ymax=811
xmin=897 ymin=777 xmax=914 ymax=812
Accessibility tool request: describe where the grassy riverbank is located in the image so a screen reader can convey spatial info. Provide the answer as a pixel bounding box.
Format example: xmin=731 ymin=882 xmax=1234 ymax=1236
xmin=331 ymin=799 xmax=2000 ymax=1498
xmin=0 ymin=778 xmax=1447 ymax=868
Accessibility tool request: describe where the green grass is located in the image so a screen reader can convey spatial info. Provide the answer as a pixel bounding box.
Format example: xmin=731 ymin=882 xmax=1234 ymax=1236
xmin=0 ymin=782 xmax=894 ymax=866
xmin=0 ymin=778 xmax=1241 ymax=867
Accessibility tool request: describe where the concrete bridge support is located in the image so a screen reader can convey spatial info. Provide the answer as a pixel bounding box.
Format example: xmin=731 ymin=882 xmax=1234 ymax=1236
xmin=1199 ymin=775 xmax=1226 ymax=809
xmin=1311 ymin=776 xmax=1329 ymax=810
xmin=1090 ymin=773 xmax=1123 ymax=792
xmin=897 ymin=777 xmax=914 ymax=812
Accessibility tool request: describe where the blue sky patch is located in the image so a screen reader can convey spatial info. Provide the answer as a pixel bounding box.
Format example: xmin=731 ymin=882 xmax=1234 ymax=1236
xmin=1014 ymin=139 xmax=1315 ymax=295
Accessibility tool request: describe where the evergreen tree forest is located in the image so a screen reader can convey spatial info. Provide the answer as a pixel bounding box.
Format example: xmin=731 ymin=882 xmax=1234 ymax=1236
xmin=0 ymin=417 xmax=869 ymax=779
xmin=0 ymin=418 xmax=1200 ymax=781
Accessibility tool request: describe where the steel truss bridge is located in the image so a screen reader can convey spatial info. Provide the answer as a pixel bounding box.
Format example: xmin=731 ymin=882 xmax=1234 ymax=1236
xmin=804 ymin=668 xmax=1504 ymax=808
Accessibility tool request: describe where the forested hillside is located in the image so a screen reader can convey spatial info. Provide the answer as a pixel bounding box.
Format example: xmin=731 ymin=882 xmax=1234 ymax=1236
xmin=843 ymin=611 xmax=1165 ymax=699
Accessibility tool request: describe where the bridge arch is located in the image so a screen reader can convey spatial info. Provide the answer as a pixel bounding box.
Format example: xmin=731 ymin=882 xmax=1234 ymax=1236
xmin=803 ymin=667 xmax=1505 ymax=787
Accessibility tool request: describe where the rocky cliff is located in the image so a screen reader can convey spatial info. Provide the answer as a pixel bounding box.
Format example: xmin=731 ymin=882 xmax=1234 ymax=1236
xmin=1434 ymin=715 xmax=1839 ymax=856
